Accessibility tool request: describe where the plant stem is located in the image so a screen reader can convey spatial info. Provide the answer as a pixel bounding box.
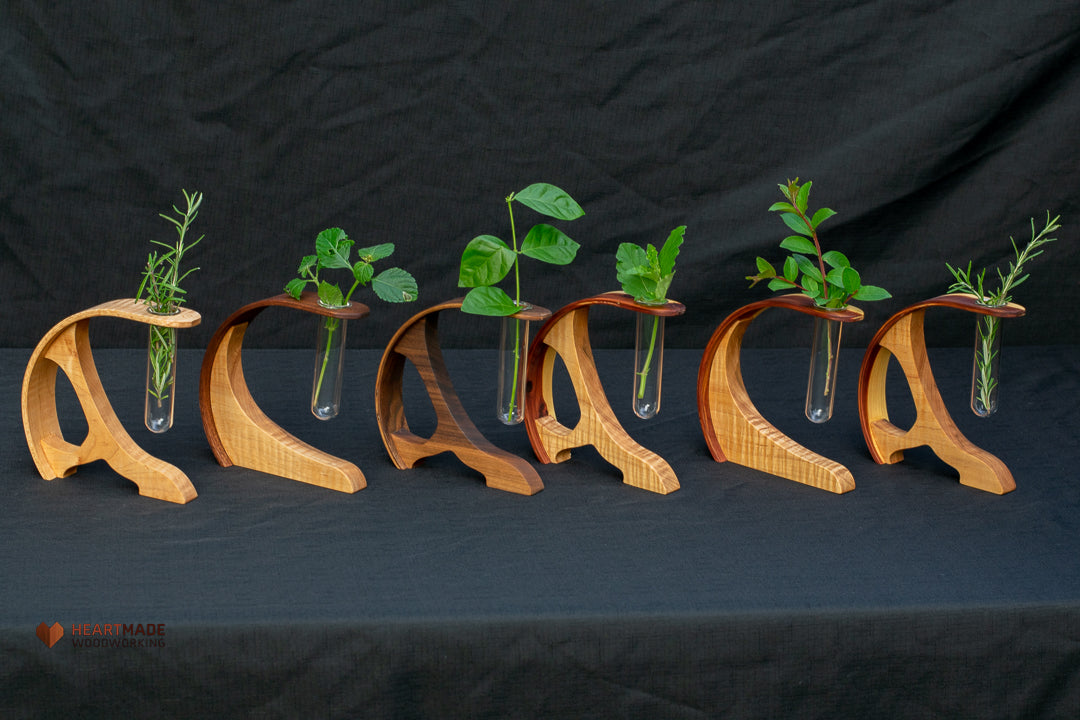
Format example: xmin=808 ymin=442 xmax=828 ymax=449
xmin=505 ymin=193 xmax=523 ymax=419
xmin=314 ymin=317 xmax=340 ymax=405
xmin=637 ymin=315 xmax=659 ymax=399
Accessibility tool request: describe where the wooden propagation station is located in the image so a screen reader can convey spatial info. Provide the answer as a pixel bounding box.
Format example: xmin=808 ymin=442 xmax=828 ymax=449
xmin=524 ymin=292 xmax=685 ymax=495
xmin=697 ymin=294 xmax=863 ymax=493
xmin=22 ymin=299 xmax=202 ymax=503
xmin=199 ymin=291 xmax=368 ymax=493
xmin=858 ymin=293 xmax=1024 ymax=494
xmin=375 ymin=298 xmax=549 ymax=495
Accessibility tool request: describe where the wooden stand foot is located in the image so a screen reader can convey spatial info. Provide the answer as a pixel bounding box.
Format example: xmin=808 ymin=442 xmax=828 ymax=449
xmin=524 ymin=292 xmax=684 ymax=495
xmin=697 ymin=294 xmax=863 ymax=493
xmin=21 ymin=299 xmax=201 ymax=503
xmin=858 ymin=293 xmax=1024 ymax=494
xmin=375 ymin=299 xmax=546 ymax=495
xmin=199 ymin=292 xmax=368 ymax=493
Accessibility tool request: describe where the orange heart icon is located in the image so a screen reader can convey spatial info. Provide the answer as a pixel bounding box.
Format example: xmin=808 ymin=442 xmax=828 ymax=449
xmin=36 ymin=622 xmax=64 ymax=648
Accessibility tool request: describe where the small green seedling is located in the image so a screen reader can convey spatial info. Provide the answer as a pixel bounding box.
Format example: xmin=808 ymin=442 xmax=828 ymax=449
xmin=747 ymin=178 xmax=890 ymax=308
xmin=616 ymin=226 xmax=685 ymax=401
xmin=457 ymin=182 xmax=584 ymax=316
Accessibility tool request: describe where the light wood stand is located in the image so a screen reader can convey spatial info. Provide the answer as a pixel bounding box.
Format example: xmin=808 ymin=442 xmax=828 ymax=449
xmin=199 ymin=291 xmax=368 ymax=493
xmin=21 ymin=299 xmax=202 ymax=503
xmin=857 ymin=293 xmax=1024 ymax=494
xmin=523 ymin=292 xmax=685 ymax=495
xmin=375 ymin=299 xmax=549 ymax=495
xmin=697 ymin=294 xmax=864 ymax=493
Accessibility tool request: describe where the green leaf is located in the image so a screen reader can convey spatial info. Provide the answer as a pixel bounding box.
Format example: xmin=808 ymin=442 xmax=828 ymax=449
xmin=621 ymin=273 xmax=658 ymax=303
xmin=458 ymin=235 xmax=516 ymax=288
xmin=792 ymin=254 xmax=822 ymax=282
xmin=318 ymin=280 xmax=345 ymax=308
xmin=767 ymin=278 xmax=794 ymax=292
xmin=841 ymin=266 xmax=861 ymax=295
xmin=658 ymin=226 xmax=685 ymax=276
xmin=779 ymin=235 xmax=817 ymax=255
xmin=316 ymin=227 xmax=353 ymax=270
xmin=783 ymin=256 xmax=798 ymax=282
xmin=520 ymin=224 xmax=580 ymax=265
xmin=768 ymin=202 xmax=796 ymax=213
xmin=371 ymin=267 xmax=419 ymax=303
xmin=754 ymin=257 xmax=776 ymax=277
xmin=795 ymin=181 xmax=812 ymax=213
xmin=822 ymin=250 xmax=849 ymax=268
xmin=284 ymin=278 xmax=308 ymax=299
xmin=513 ymin=183 xmax=585 ymax=220
xmin=811 ymin=207 xmax=837 ymax=229
xmin=617 ymin=243 xmax=650 ymax=276
xmin=780 ymin=212 xmax=813 ymax=237
xmin=802 ymin=275 xmax=820 ymax=297
xmin=853 ymin=284 xmax=892 ymax=301
xmin=354 ymin=243 xmax=394 ymax=263
xmin=352 ymin=260 xmax=374 ymax=286
xmin=460 ymin=286 xmax=520 ymax=316
xmin=297 ymin=254 xmax=318 ymax=275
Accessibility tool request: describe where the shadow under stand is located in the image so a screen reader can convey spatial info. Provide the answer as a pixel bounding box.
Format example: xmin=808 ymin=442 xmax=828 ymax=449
xmin=523 ymin=292 xmax=685 ymax=495
xmin=199 ymin=291 xmax=368 ymax=493
xmin=375 ymin=298 xmax=549 ymax=495
xmin=697 ymin=294 xmax=863 ymax=494
xmin=21 ymin=299 xmax=202 ymax=503
xmin=858 ymin=293 xmax=1024 ymax=494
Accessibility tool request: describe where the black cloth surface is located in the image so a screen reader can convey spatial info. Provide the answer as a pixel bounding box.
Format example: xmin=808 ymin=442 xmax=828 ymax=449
xmin=3 ymin=2 xmax=1080 ymax=350
xmin=2 ymin=342 xmax=1079 ymax=718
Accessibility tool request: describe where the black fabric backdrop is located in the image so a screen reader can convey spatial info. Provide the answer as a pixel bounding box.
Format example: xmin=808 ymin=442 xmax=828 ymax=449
xmin=2 ymin=1 xmax=1079 ymax=351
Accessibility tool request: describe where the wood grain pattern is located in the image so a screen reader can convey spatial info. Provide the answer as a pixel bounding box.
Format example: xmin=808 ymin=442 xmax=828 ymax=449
xmin=857 ymin=293 xmax=1024 ymax=494
xmin=21 ymin=299 xmax=202 ymax=503
xmin=198 ymin=291 xmax=368 ymax=493
xmin=696 ymin=294 xmax=864 ymax=494
xmin=524 ymin=292 xmax=685 ymax=495
xmin=374 ymin=298 xmax=547 ymax=495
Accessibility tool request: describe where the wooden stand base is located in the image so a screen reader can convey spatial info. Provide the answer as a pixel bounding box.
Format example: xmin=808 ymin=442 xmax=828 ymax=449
xmin=199 ymin=291 xmax=368 ymax=493
xmin=858 ymin=293 xmax=1024 ymax=494
xmin=697 ymin=294 xmax=863 ymax=494
xmin=21 ymin=299 xmax=202 ymax=503
xmin=375 ymin=299 xmax=547 ymax=495
xmin=524 ymin=292 xmax=684 ymax=495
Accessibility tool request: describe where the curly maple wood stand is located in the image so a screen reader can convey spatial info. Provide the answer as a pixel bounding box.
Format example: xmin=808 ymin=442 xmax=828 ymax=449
xmin=199 ymin=291 xmax=369 ymax=493
xmin=375 ymin=299 xmax=549 ymax=495
xmin=21 ymin=299 xmax=202 ymax=503
xmin=858 ymin=293 xmax=1025 ymax=494
xmin=523 ymin=292 xmax=685 ymax=495
xmin=697 ymin=294 xmax=864 ymax=494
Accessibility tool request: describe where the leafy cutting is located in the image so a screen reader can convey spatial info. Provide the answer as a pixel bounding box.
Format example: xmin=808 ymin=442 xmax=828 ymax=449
xmin=747 ymin=178 xmax=890 ymax=308
xmin=286 ymin=227 xmax=418 ymax=408
xmin=616 ymin=226 xmax=685 ymax=401
xmin=946 ymin=212 xmax=1061 ymax=414
xmin=457 ymin=183 xmax=584 ymax=316
xmin=136 ymin=189 xmax=203 ymax=407
xmin=285 ymin=227 xmax=418 ymax=307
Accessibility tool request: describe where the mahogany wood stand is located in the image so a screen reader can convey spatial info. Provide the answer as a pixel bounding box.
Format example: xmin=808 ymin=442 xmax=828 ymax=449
xmin=199 ymin=291 xmax=369 ymax=493
xmin=697 ymin=294 xmax=864 ymax=494
xmin=523 ymin=292 xmax=685 ymax=495
xmin=21 ymin=299 xmax=202 ymax=503
xmin=857 ymin=293 xmax=1024 ymax=494
xmin=375 ymin=299 xmax=548 ymax=495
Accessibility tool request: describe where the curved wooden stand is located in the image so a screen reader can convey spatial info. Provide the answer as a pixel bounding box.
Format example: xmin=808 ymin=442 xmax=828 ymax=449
xmin=199 ymin=291 xmax=369 ymax=493
xmin=523 ymin=292 xmax=685 ymax=495
xmin=375 ymin=299 xmax=549 ymax=495
xmin=697 ymin=294 xmax=864 ymax=494
xmin=21 ymin=299 xmax=202 ymax=503
xmin=857 ymin=293 xmax=1024 ymax=494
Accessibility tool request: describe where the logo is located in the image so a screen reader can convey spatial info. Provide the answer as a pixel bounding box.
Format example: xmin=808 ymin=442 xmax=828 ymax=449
xmin=36 ymin=622 xmax=64 ymax=648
